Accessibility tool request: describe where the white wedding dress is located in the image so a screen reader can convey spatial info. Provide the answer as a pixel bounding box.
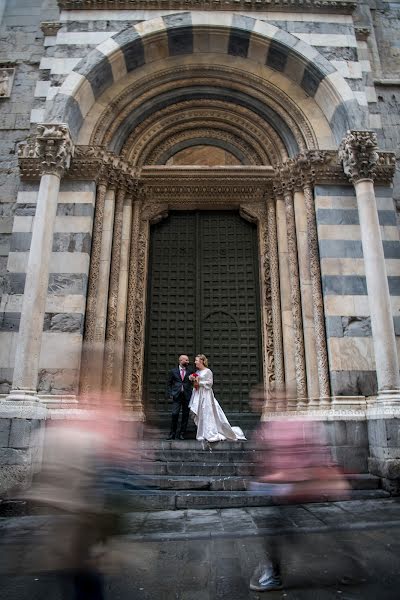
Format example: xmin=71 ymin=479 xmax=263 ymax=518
xmin=189 ymin=368 xmax=246 ymax=442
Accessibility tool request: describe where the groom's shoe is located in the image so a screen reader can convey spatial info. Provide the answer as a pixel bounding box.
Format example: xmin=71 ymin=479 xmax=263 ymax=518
xmin=167 ymin=432 xmax=176 ymax=440
xmin=178 ymin=433 xmax=185 ymax=440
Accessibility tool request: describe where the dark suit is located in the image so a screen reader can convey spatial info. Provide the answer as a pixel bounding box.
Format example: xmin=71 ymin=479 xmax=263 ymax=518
xmin=166 ymin=366 xmax=193 ymax=436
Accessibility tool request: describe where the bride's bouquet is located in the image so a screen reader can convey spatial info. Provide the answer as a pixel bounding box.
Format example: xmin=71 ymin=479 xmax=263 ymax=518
xmin=189 ymin=373 xmax=199 ymax=390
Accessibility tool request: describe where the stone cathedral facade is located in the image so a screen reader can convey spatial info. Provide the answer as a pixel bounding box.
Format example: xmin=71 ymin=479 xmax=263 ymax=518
xmin=0 ymin=0 xmax=400 ymax=494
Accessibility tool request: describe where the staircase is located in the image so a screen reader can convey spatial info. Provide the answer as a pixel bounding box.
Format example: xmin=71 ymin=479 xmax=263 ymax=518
xmin=106 ymin=421 xmax=388 ymax=511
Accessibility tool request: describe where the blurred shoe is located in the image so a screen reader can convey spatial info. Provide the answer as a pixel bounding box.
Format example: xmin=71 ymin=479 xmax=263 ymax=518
xmin=250 ymin=564 xmax=283 ymax=592
xmin=178 ymin=433 xmax=185 ymax=440
xmin=167 ymin=433 xmax=175 ymax=440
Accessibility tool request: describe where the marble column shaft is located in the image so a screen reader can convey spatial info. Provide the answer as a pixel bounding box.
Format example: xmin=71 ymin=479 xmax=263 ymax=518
xmin=293 ymin=189 xmax=320 ymax=400
xmin=275 ymin=193 xmax=297 ymax=393
xmin=81 ymin=181 xmax=107 ymax=393
xmin=11 ymin=173 xmax=62 ymax=395
xmin=283 ymin=188 xmax=307 ymax=400
xmin=355 ymin=179 xmax=400 ymax=395
xmin=303 ymin=182 xmax=331 ymax=400
xmin=113 ymin=194 xmax=133 ymax=393
xmin=103 ymin=186 xmax=126 ymax=391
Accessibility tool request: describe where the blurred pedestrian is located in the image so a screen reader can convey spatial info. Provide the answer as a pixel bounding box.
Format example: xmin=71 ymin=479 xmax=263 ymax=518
xmin=248 ymin=385 xmax=352 ymax=592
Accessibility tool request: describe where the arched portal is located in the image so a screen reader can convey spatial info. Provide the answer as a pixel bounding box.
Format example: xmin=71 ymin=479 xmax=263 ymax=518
xmin=47 ymin=13 xmax=368 ymax=418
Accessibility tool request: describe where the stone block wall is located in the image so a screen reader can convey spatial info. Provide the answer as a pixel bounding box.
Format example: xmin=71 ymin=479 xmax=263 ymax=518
xmin=315 ymin=184 xmax=400 ymax=397
xmin=0 ymin=179 xmax=95 ymax=396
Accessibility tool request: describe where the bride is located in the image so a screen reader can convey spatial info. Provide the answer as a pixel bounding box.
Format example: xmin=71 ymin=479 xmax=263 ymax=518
xmin=189 ymin=354 xmax=246 ymax=442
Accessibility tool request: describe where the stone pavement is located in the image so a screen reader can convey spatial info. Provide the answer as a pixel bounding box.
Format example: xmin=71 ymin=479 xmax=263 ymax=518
xmin=1 ymin=498 xmax=400 ymax=598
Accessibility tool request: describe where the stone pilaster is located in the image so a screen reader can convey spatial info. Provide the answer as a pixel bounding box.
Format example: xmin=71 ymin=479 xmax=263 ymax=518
xmin=7 ymin=124 xmax=73 ymax=403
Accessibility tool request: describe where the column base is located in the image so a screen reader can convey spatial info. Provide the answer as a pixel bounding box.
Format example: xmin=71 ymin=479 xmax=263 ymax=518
xmin=5 ymin=389 xmax=42 ymax=404
xmin=376 ymin=389 xmax=400 ymax=406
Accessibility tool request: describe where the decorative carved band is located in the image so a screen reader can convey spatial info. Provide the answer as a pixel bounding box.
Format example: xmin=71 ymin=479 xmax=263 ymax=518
xmin=18 ymin=143 xmax=395 ymax=187
xmin=57 ymin=0 xmax=357 ymax=13
xmin=266 ymin=196 xmax=285 ymax=390
xmin=18 ymin=124 xmax=74 ymax=178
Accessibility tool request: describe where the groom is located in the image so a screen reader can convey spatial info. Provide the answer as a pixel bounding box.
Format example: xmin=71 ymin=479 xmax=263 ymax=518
xmin=166 ymin=354 xmax=192 ymax=440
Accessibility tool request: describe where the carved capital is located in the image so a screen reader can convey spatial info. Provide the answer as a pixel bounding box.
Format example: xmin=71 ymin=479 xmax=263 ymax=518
xmin=339 ymin=130 xmax=380 ymax=183
xmin=18 ymin=124 xmax=74 ymax=178
xmin=141 ymin=202 xmax=169 ymax=224
xmin=294 ymin=150 xmax=327 ymax=187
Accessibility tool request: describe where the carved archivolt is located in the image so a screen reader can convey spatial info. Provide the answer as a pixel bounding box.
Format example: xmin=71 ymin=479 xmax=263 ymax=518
xmin=90 ymin=64 xmax=317 ymax=157
xmin=120 ymin=100 xmax=283 ymax=166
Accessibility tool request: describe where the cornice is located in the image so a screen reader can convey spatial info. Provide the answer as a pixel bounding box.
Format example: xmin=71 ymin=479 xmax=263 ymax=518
xmin=18 ymin=145 xmax=395 ymax=188
xmin=58 ymin=0 xmax=356 ymax=13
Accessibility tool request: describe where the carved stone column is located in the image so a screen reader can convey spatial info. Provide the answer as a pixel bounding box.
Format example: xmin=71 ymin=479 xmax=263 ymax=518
xmin=113 ymin=187 xmax=135 ymax=394
xmin=80 ymin=178 xmax=107 ymax=393
xmin=278 ymin=167 xmax=307 ymax=401
xmin=340 ymin=131 xmax=400 ymax=405
xmin=240 ymin=201 xmax=275 ymax=394
xmin=7 ymin=124 xmax=73 ymax=402
xmin=122 ymin=193 xmax=144 ymax=416
xmin=103 ymin=184 xmax=127 ymax=391
xmin=296 ymin=153 xmax=331 ymax=402
xmin=274 ymin=184 xmax=297 ymax=396
xmin=266 ymin=194 xmax=284 ymax=390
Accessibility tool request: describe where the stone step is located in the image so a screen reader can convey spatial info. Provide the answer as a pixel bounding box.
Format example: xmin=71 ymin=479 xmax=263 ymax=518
xmin=139 ymin=449 xmax=257 ymax=463
xmin=108 ymin=488 xmax=390 ymax=512
xmin=106 ymin=473 xmax=381 ymax=492
xmin=120 ymin=461 xmax=257 ymax=476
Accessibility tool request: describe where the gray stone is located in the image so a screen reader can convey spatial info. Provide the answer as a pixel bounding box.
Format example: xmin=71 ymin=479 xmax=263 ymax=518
xmin=0 ymin=447 xmax=32 ymax=466
xmin=56 ymin=203 xmax=94 ymax=217
xmin=319 ymin=240 xmax=363 ymax=259
xmin=0 ymin=419 xmax=11 ymax=447
xmin=47 ymin=273 xmax=88 ymax=295
xmin=9 ymin=419 xmax=32 ymax=449
xmin=342 ymin=316 xmax=372 ymax=337
xmin=0 ymin=312 xmax=20 ymax=332
xmin=345 ymin=421 xmax=369 ymax=447
xmin=325 ymin=316 xmax=344 ymax=338
xmin=322 ymin=275 xmax=368 ymax=296
xmin=52 ymin=232 xmax=92 ymax=254
xmin=9 ymin=232 xmax=32 ymax=252
xmin=46 ymin=313 xmax=83 ymax=333
xmin=330 ymin=370 xmax=378 ymax=397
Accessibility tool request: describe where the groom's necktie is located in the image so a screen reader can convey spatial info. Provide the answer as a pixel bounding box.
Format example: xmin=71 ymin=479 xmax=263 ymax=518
xmin=180 ymin=368 xmax=185 ymax=381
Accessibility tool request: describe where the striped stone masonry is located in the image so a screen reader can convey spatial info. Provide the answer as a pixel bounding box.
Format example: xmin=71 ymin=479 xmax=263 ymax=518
xmin=0 ymin=180 xmax=95 ymax=396
xmin=37 ymin=11 xmax=365 ymax=144
xmin=315 ymin=184 xmax=400 ymax=397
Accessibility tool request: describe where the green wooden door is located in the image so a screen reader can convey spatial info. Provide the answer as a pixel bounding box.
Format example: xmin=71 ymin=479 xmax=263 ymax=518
xmin=144 ymin=211 xmax=262 ymax=415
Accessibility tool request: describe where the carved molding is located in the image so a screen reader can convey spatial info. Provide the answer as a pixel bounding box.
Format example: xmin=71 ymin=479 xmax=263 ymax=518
xmin=18 ymin=124 xmax=74 ymax=178
xmin=339 ymin=130 xmax=380 ymax=184
xmin=57 ymin=0 xmax=357 ymax=13
xmin=91 ymin=64 xmax=314 ymax=154
xmin=120 ymin=100 xmax=283 ymax=166
xmin=266 ymin=195 xmax=285 ymax=391
xmin=240 ymin=202 xmax=275 ymax=392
